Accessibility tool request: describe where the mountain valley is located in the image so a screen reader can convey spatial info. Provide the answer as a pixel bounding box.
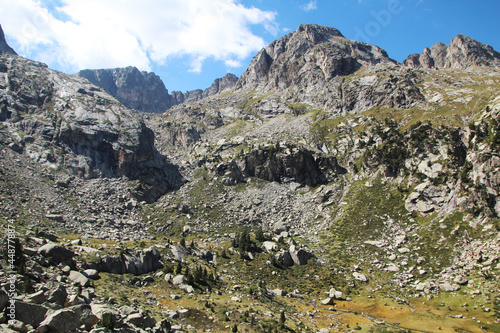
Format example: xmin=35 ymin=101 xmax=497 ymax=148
xmin=0 ymin=23 xmax=499 ymax=333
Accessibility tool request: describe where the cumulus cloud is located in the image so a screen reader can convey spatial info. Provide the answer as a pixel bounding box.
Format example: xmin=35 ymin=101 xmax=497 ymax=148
xmin=0 ymin=0 xmax=278 ymax=73
xmin=300 ymin=0 xmax=318 ymax=11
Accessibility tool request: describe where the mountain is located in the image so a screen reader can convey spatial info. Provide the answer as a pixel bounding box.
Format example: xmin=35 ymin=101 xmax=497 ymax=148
xmin=0 ymin=24 xmax=16 ymax=55
xmin=77 ymin=67 xmax=238 ymax=113
xmin=233 ymin=23 xmax=423 ymax=114
xmin=403 ymin=34 xmax=500 ymax=69
xmin=77 ymin=66 xmax=173 ymax=113
xmin=1 ymin=23 xmax=500 ymax=333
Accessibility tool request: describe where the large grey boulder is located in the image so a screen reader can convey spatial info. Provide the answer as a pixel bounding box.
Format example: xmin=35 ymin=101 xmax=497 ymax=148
xmin=289 ymin=245 xmax=315 ymax=265
xmin=95 ymin=246 xmax=162 ymax=275
xmin=14 ymin=301 xmax=48 ymax=328
xmin=37 ymin=304 xmax=99 ymax=332
xmin=170 ymin=245 xmax=189 ymax=261
xmin=122 ymin=246 xmax=162 ymax=275
xmin=69 ymin=270 xmax=90 ymax=287
xmin=47 ymin=284 xmax=68 ymax=306
xmin=38 ymin=244 xmax=75 ymax=263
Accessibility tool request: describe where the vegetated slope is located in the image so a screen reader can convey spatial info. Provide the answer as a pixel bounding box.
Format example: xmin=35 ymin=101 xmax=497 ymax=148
xmin=1 ymin=23 xmax=499 ymax=333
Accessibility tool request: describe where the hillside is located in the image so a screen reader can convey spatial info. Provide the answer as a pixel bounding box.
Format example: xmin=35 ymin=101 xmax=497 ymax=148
xmin=0 ymin=23 xmax=499 ymax=333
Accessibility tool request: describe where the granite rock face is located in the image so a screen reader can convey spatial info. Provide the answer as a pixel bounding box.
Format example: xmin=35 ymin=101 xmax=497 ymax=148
xmin=403 ymin=34 xmax=500 ymax=69
xmin=0 ymin=53 xmax=182 ymax=202
xmin=78 ymin=66 xmax=172 ymax=113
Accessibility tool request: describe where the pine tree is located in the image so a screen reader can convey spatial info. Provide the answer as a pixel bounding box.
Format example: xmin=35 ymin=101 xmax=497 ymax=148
xmin=175 ymin=262 xmax=182 ymax=275
xmin=279 ymin=311 xmax=286 ymax=329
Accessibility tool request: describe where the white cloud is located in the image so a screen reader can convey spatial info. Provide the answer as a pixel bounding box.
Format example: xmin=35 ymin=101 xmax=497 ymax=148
xmin=0 ymin=0 xmax=277 ymax=73
xmin=300 ymin=0 xmax=318 ymax=11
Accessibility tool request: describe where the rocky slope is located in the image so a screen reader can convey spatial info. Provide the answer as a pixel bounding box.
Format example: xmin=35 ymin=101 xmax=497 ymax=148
xmin=78 ymin=67 xmax=238 ymax=113
xmin=1 ymin=23 xmax=500 ymax=333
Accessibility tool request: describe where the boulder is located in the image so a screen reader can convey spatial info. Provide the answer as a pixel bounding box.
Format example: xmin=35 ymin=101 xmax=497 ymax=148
xmin=328 ymin=288 xmax=343 ymax=299
xmin=23 ymin=290 xmax=47 ymax=304
xmin=262 ymin=241 xmax=278 ymax=252
xmin=282 ymin=251 xmax=294 ymax=267
xmin=8 ymin=320 xmax=28 ymax=333
xmin=152 ymin=318 xmax=172 ymax=333
xmin=170 ymin=246 xmax=189 ymax=261
xmin=439 ymin=282 xmax=461 ymax=292
xmin=179 ymin=284 xmax=194 ymax=293
xmin=321 ymin=297 xmax=335 ymax=305
xmin=0 ymin=287 xmax=8 ymax=311
xmin=38 ymin=244 xmax=75 ymax=263
xmin=37 ymin=304 xmax=99 ymax=333
xmin=172 ymin=275 xmax=186 ymax=286
xmin=14 ymin=301 xmax=48 ymax=328
xmin=83 ymin=269 xmax=100 ymax=280
xmin=289 ymin=245 xmax=315 ymax=265
xmin=68 ymin=270 xmax=90 ymax=287
xmin=353 ymin=272 xmax=368 ymax=282
xmin=47 ymin=284 xmax=68 ymax=306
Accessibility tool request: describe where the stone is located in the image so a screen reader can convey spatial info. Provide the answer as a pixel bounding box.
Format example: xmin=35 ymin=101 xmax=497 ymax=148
xmin=328 ymin=288 xmax=343 ymax=299
xmin=439 ymin=282 xmax=461 ymax=292
xmin=38 ymin=244 xmax=75 ymax=263
xmin=68 ymin=270 xmax=90 ymax=287
xmin=321 ymin=297 xmax=335 ymax=305
xmin=289 ymin=245 xmax=315 ymax=265
xmin=47 ymin=284 xmax=68 ymax=306
xmin=23 ymin=290 xmax=47 ymax=304
xmin=172 ymin=275 xmax=186 ymax=286
xmin=170 ymin=246 xmax=189 ymax=261
xmin=83 ymin=269 xmax=100 ymax=280
xmin=262 ymin=241 xmax=278 ymax=252
xmin=152 ymin=318 xmax=171 ymax=333
xmin=37 ymin=304 xmax=99 ymax=333
xmin=8 ymin=320 xmax=28 ymax=333
xmin=271 ymin=289 xmax=285 ymax=297
xmin=14 ymin=301 xmax=48 ymax=328
xmin=353 ymin=272 xmax=368 ymax=282
xmin=179 ymin=284 xmax=194 ymax=293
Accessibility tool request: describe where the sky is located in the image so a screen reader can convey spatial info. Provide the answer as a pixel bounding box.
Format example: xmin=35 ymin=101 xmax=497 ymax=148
xmin=1 ymin=0 xmax=499 ymax=93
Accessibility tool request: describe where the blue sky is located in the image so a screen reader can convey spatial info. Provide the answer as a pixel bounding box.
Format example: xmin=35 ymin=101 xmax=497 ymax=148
xmin=1 ymin=0 xmax=499 ymax=93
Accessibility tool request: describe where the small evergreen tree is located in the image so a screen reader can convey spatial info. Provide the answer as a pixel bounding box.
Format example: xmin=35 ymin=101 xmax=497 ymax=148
xmin=232 ymin=324 xmax=238 ymax=333
xmin=279 ymin=311 xmax=286 ymax=329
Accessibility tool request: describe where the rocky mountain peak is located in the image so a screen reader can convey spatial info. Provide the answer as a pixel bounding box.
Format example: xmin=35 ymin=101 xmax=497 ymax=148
xmin=403 ymin=34 xmax=500 ymax=69
xmin=0 ymin=24 xmax=17 ymax=55
xmin=235 ymin=24 xmax=395 ymax=92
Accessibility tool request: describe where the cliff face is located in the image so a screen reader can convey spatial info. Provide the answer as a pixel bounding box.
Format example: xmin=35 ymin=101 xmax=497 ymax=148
xmin=78 ymin=68 xmax=238 ymax=113
xmin=403 ymin=34 xmax=500 ymax=69
xmin=77 ymin=67 xmax=174 ymax=113
xmin=0 ymin=54 xmax=182 ymax=203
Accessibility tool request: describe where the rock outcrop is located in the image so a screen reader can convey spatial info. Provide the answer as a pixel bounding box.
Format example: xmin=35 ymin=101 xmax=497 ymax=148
xmin=403 ymin=34 xmax=500 ymax=69
xmin=0 ymin=24 xmax=16 ymax=55
xmin=78 ymin=66 xmax=172 ymax=113
xmin=90 ymin=246 xmax=163 ymax=275
xmin=0 ymin=53 xmax=183 ymax=202
xmin=216 ymin=145 xmax=347 ymax=186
